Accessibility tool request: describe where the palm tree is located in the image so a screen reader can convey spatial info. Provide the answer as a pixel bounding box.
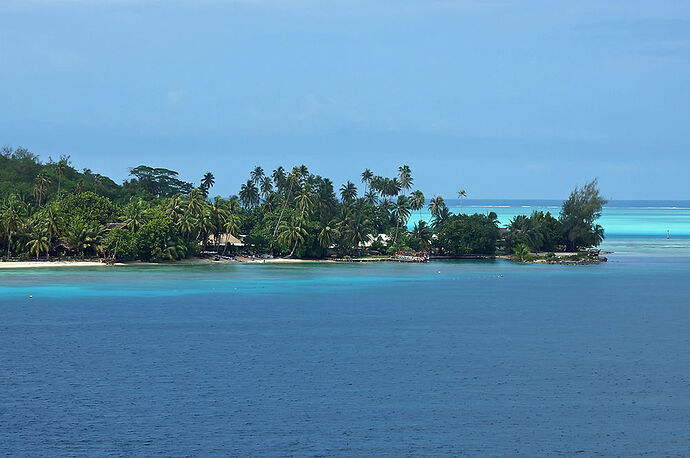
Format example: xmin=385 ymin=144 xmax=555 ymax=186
xmin=277 ymin=218 xmax=308 ymax=258
xmin=428 ymin=195 xmax=446 ymax=219
xmin=411 ymin=190 xmax=425 ymax=223
xmin=341 ymin=214 xmax=373 ymax=254
xmin=457 ymin=189 xmax=467 ymax=213
xmin=26 ymin=230 xmax=50 ymax=260
xmin=412 ymin=221 xmax=432 ymax=250
xmin=178 ymin=212 xmax=197 ymax=241
xmin=123 ymin=197 xmax=148 ymax=233
xmin=42 ymin=206 xmax=60 ymax=241
xmin=298 ymin=164 xmax=309 ymax=180
xmin=398 ymin=165 xmax=413 ymax=196
xmin=200 ymin=172 xmax=215 ymax=197
xmin=272 ymin=166 xmax=286 ymax=192
xmin=260 ymin=176 xmax=273 ymax=200
xmin=392 ymin=195 xmax=412 ymax=241
xmin=33 ymin=173 xmax=51 ymax=207
xmin=431 ymin=206 xmax=451 ymax=230
xmin=364 ymin=190 xmax=378 ymax=205
xmin=318 ymin=220 xmax=340 ymax=252
xmin=209 ymin=196 xmax=229 ymax=248
xmin=250 ymin=166 xmax=264 ymax=185
xmin=513 ymin=243 xmax=531 ymax=262
xmin=295 ymin=184 xmax=314 ymax=222
xmin=239 ymin=180 xmax=259 ymax=208
xmin=55 ymin=156 xmax=69 ymax=197
xmin=339 ymin=181 xmax=358 ymax=204
xmin=1 ymin=195 xmax=25 ymax=258
xmin=186 ymin=189 xmax=205 ymax=219
xmin=361 ymin=169 xmax=373 ymax=195
xmin=272 ymin=167 xmax=300 ymax=238
xmin=62 ymin=217 xmax=103 ymax=257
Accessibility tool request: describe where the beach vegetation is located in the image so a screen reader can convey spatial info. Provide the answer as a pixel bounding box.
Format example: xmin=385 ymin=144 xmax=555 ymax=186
xmin=0 ymin=146 xmax=608 ymax=263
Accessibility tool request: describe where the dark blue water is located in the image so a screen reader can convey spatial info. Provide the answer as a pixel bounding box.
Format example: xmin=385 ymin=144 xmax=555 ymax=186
xmin=2 ymin=256 xmax=690 ymax=456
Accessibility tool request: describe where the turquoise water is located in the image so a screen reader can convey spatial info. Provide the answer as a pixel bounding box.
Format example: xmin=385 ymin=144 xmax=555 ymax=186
xmin=2 ymin=202 xmax=690 ymax=455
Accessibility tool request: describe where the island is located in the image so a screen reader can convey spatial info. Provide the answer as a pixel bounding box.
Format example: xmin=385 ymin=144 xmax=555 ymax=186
xmin=1 ymin=146 xmax=607 ymax=267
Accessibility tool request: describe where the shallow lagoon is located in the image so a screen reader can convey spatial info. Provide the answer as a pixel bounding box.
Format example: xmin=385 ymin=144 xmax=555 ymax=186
xmin=2 ymin=202 xmax=690 ymax=456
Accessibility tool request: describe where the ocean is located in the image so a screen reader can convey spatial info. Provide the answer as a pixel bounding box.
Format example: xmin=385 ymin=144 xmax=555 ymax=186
xmin=2 ymin=201 xmax=689 ymax=456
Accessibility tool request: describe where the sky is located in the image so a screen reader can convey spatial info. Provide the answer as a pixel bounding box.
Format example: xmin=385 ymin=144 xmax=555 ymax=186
xmin=1 ymin=0 xmax=689 ymax=199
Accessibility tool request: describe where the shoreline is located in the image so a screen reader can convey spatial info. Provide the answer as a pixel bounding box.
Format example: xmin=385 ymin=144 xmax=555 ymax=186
xmin=0 ymin=252 xmax=610 ymax=269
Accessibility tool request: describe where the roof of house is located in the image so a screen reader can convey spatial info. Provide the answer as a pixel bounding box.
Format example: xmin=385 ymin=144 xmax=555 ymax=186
xmin=207 ymin=233 xmax=244 ymax=246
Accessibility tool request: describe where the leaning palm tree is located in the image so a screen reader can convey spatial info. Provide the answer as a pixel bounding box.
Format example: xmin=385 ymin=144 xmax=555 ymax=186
xmin=277 ymin=219 xmax=308 ymax=258
xmin=457 ymin=189 xmax=467 ymax=213
xmin=272 ymin=167 xmax=300 ymax=237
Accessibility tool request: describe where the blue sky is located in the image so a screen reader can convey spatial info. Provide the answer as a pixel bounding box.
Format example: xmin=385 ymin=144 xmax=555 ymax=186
xmin=1 ymin=0 xmax=689 ymax=199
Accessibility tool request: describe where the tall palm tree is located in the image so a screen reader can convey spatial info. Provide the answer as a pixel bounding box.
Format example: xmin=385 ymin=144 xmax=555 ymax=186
xmin=392 ymin=195 xmax=412 ymax=241
xmin=250 ymin=166 xmax=264 ymax=185
xmin=411 ymin=190 xmax=425 ymax=223
xmin=457 ymin=189 xmax=467 ymax=213
xmin=239 ymin=180 xmax=259 ymax=208
xmin=55 ymin=156 xmax=69 ymax=197
xmin=33 ymin=173 xmax=51 ymax=207
xmin=295 ymin=184 xmax=314 ymax=222
xmin=339 ymin=181 xmax=358 ymax=204
xmin=272 ymin=167 xmax=300 ymax=238
xmin=200 ymin=172 xmax=215 ymax=197
xmin=428 ymin=195 xmax=446 ymax=219
xmin=361 ymin=169 xmax=373 ymax=195
xmin=398 ymin=165 xmax=413 ymax=196
xmin=260 ymin=176 xmax=273 ymax=200
xmin=272 ymin=166 xmax=286 ymax=192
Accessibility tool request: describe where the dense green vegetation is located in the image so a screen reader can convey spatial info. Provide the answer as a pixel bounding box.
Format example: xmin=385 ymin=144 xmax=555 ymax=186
xmin=0 ymin=146 xmax=607 ymax=262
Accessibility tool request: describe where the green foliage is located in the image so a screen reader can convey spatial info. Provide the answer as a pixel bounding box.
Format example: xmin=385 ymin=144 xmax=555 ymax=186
xmin=505 ymin=211 xmax=562 ymax=252
xmin=433 ymin=213 xmax=500 ymax=255
xmin=0 ymin=149 xmax=609 ymax=264
xmin=512 ymin=243 xmax=532 ymax=262
xmin=559 ymin=179 xmax=607 ymax=251
xmin=56 ymin=192 xmax=119 ymax=226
